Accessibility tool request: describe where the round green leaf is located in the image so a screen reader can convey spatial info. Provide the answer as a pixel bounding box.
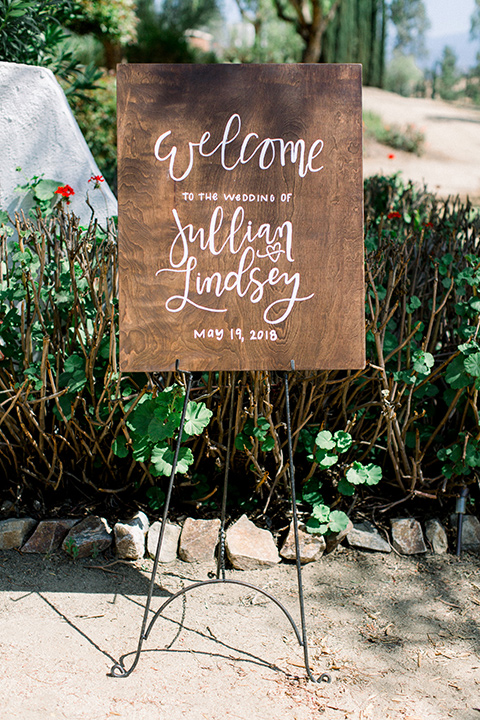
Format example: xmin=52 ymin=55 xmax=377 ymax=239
xmin=35 ymin=178 xmax=62 ymax=201
xmin=302 ymin=479 xmax=324 ymax=506
xmin=328 ymin=511 xmax=350 ymax=534
xmin=333 ymin=430 xmax=353 ymax=453
xmin=305 ymin=518 xmax=328 ymax=534
xmin=312 ymin=504 xmax=331 ymax=523
xmin=315 ymin=430 xmax=336 ymax=450
xmin=346 ymin=462 xmax=368 ymax=485
xmin=316 ymin=451 xmax=339 ymax=468
xmin=363 ymin=463 xmax=382 ymax=486
xmin=337 ymin=477 xmax=355 ymax=496
xmin=184 ymin=401 xmax=213 ymax=436
xmin=464 ymin=352 xmax=480 ymax=377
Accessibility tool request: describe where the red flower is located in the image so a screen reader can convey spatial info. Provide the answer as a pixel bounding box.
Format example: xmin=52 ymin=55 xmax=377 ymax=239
xmin=423 ymin=221 xmax=434 ymax=228
xmin=88 ymin=175 xmax=104 ymax=184
xmin=388 ymin=211 xmax=402 ymax=219
xmin=54 ymin=185 xmax=75 ymax=198
xmin=388 ymin=153 xmax=395 ymax=159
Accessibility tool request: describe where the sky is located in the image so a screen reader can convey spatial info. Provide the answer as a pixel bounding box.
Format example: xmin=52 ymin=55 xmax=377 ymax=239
xmin=424 ymin=0 xmax=475 ymax=38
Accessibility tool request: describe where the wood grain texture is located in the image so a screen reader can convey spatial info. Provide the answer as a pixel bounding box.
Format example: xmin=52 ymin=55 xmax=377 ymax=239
xmin=117 ymin=64 xmax=365 ymax=372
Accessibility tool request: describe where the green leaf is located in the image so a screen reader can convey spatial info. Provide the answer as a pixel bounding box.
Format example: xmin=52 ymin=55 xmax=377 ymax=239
xmin=297 ymin=428 xmax=316 ymax=455
xmin=346 ymin=462 xmax=368 ymax=485
xmin=302 ymin=479 xmax=323 ymax=506
xmin=406 ymin=295 xmax=421 ymax=314
xmin=146 ymin=486 xmax=165 ymax=511
xmin=458 ymin=341 xmax=479 ymax=355
xmin=346 ymin=462 xmax=382 ymax=486
xmin=305 ymin=517 xmax=329 ymax=534
xmin=112 ymin=436 xmax=128 ymax=458
xmin=151 ymin=446 xmax=194 ymax=477
xmin=64 ymin=355 xmax=84 ymax=373
xmin=148 ymin=415 xmax=177 ymax=443
xmin=333 ymin=430 xmax=353 ymax=453
xmin=337 ymin=477 xmax=355 ymax=496
xmin=257 ymin=416 xmax=270 ymax=431
xmin=412 ymin=350 xmax=434 ymax=376
xmin=363 ymin=463 xmax=382 ymax=486
xmin=183 ymin=401 xmax=212 ymax=437
xmin=235 ymin=432 xmax=252 ymax=451
xmin=445 ymin=356 xmax=471 ymax=389
xmin=261 ymin=436 xmax=275 ymax=452
xmin=252 ymin=425 xmax=268 ymax=441
xmin=328 ymin=511 xmax=350 ymax=534
xmin=315 ymin=449 xmax=339 ymax=468
xmin=156 ymin=384 xmax=185 ymax=415
xmin=464 ymin=352 xmax=480 ymax=377
xmin=315 ymin=430 xmax=336 ymax=450
xmin=131 ymin=436 xmax=152 ymax=463
xmin=126 ymin=396 xmax=156 ymax=435
xmin=312 ymin=504 xmax=331 ymax=523
xmin=34 ymin=178 xmax=62 ymax=201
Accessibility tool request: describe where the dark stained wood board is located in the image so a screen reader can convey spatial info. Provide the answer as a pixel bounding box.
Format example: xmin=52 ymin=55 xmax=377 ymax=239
xmin=117 ymin=64 xmax=365 ymax=372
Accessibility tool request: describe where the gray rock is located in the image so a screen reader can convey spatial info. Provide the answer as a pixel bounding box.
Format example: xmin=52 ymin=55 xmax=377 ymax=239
xmin=325 ymin=519 xmax=354 ymax=554
xmin=347 ymin=521 xmax=391 ymax=553
xmin=114 ymin=512 xmax=149 ymax=560
xmin=226 ymin=514 xmax=280 ymax=570
xmin=22 ymin=519 xmax=78 ymax=554
xmin=147 ymin=520 xmax=181 ymax=563
xmin=460 ymin=515 xmax=480 ymax=550
xmin=62 ymin=516 xmax=112 ymax=558
xmin=0 ymin=517 xmax=36 ymax=549
xmin=425 ymin=519 xmax=448 ymax=554
xmin=280 ymin=521 xmax=326 ymax=563
xmin=0 ymin=501 xmax=15 ymax=517
xmin=390 ymin=518 xmax=427 ymax=555
xmin=129 ymin=511 xmax=150 ymax=533
xmin=179 ymin=517 xmax=221 ymax=563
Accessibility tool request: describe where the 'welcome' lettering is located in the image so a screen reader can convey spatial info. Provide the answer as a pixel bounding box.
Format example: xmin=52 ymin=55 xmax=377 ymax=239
xmin=154 ymin=113 xmax=324 ymax=182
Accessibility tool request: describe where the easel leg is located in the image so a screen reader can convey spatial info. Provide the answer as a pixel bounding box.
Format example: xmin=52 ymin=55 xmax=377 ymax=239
xmin=284 ymin=371 xmax=331 ymax=684
xmin=109 ymin=372 xmax=193 ymax=677
xmin=216 ymin=371 xmax=236 ymax=580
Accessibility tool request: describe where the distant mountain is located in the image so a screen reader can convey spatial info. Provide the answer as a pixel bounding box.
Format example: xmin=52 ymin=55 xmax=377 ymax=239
xmin=421 ymin=32 xmax=478 ymax=70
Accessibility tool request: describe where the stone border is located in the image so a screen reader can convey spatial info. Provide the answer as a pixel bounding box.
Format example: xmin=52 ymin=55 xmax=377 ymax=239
xmin=0 ymin=511 xmax=479 ymax=566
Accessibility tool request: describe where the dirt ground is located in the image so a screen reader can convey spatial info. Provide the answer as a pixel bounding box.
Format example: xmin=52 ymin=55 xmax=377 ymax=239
xmin=363 ymin=87 xmax=480 ymax=204
xmin=0 ymin=547 xmax=479 ymax=720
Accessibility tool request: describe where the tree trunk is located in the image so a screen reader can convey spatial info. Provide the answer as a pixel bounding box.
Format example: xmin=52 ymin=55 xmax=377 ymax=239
xmin=302 ymin=32 xmax=324 ymax=63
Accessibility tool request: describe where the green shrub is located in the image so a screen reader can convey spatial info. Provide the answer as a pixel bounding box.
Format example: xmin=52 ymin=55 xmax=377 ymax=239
xmin=1 ymin=174 xmax=479 ymax=523
xmin=385 ymin=52 xmax=425 ymax=97
xmin=364 ymin=110 xmax=425 ymax=155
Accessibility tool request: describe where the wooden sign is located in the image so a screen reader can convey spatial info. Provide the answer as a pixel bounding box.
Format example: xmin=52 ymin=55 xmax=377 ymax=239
xmin=117 ymin=64 xmax=365 ymax=372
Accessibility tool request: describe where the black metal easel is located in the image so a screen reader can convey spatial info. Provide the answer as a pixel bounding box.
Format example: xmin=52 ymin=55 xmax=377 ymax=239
xmin=109 ymin=366 xmax=331 ymax=684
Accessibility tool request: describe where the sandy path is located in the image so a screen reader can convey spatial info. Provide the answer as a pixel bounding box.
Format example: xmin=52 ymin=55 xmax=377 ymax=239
xmin=363 ymin=87 xmax=480 ymax=203
xmin=1 ymin=549 xmax=479 ymax=720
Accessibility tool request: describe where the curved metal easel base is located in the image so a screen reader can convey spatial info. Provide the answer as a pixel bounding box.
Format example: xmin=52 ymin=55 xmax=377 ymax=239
xmin=109 ymin=578 xmax=331 ymax=684
xmin=108 ymin=368 xmax=332 ymax=685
